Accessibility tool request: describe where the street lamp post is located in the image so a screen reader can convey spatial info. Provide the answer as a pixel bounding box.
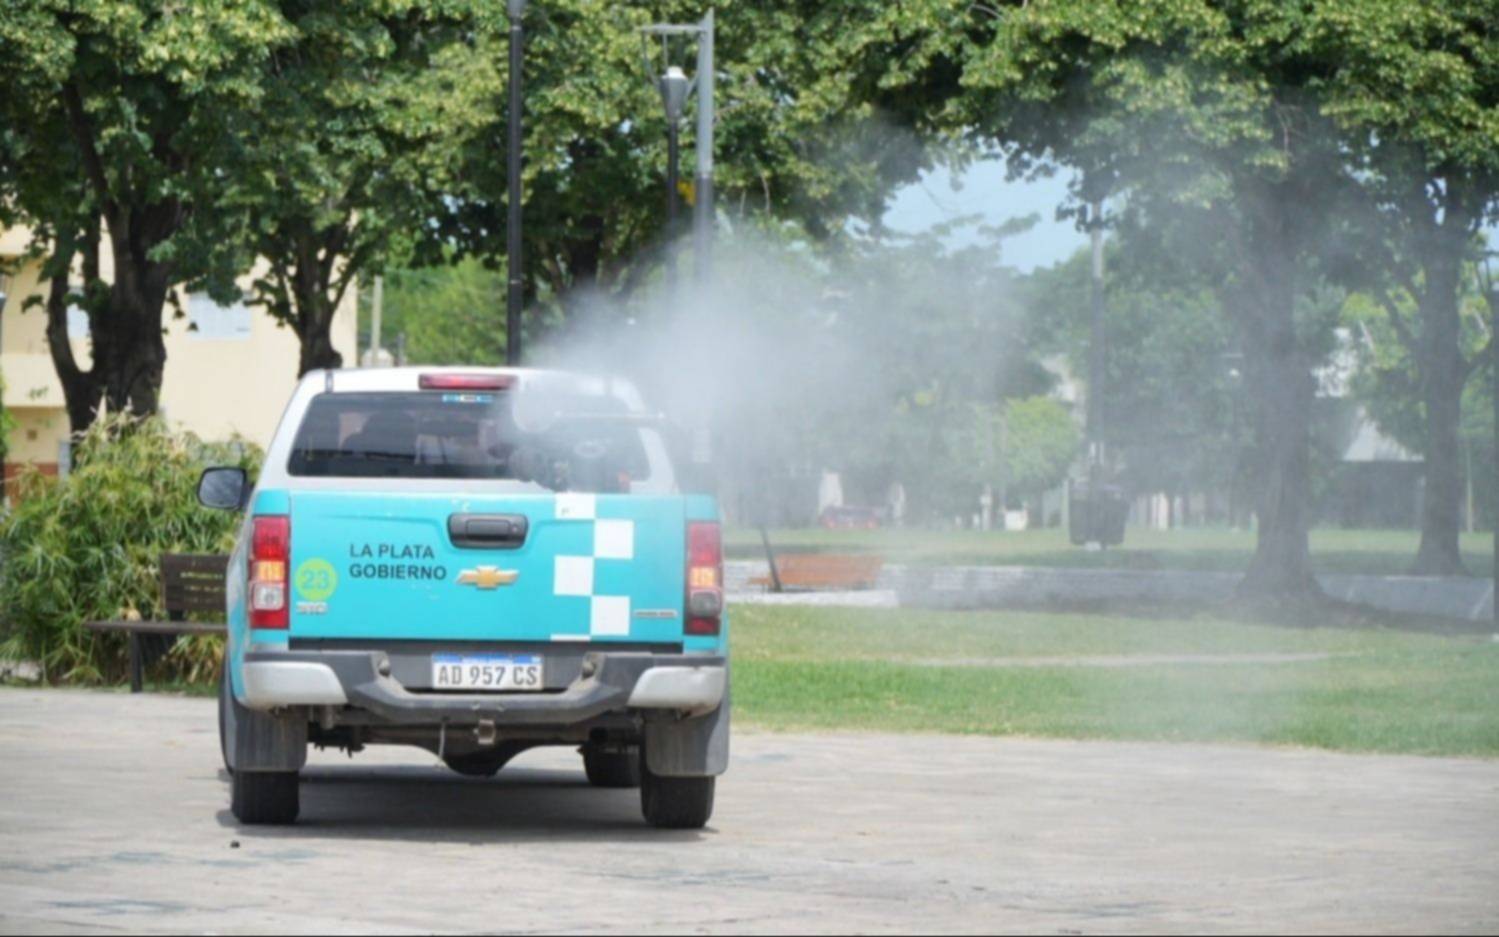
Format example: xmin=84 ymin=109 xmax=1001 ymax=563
xmin=505 ymin=0 xmax=526 ymax=366
xmin=641 ymin=13 xmax=715 ymax=290
xmin=658 ymin=65 xmax=691 ymax=295
xmin=692 ymin=10 xmax=714 ymax=288
xmin=641 ymin=13 xmax=717 ymax=482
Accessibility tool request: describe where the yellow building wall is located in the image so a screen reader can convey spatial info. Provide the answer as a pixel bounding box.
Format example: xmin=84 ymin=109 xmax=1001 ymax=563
xmin=7 ymin=408 xmax=67 ymax=465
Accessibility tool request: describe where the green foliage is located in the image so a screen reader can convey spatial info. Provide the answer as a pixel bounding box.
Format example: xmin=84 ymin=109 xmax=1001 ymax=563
xmin=1026 ymin=243 xmax=1247 ymax=498
xmin=0 ymin=0 xmax=300 ymax=416
xmin=433 ymin=0 xmax=944 ymax=320
xmin=227 ymin=1 xmax=503 ymax=372
xmin=0 ymin=416 xmax=260 ymax=685
xmin=1345 ymin=287 xmax=1494 ymax=456
xmin=377 ymin=259 xmax=509 ymax=366
xmin=0 ymin=375 xmax=11 ymax=465
xmin=1002 ymin=396 xmax=1079 ymax=496
xmin=1346 ymin=284 xmax=1498 ymax=529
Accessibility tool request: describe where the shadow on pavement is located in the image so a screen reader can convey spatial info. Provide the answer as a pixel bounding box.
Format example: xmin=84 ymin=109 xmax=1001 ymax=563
xmin=213 ymin=762 xmax=712 ymax=845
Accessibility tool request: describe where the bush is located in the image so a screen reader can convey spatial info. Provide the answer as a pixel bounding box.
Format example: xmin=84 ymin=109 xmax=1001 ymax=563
xmin=0 ymin=415 xmax=261 ymax=685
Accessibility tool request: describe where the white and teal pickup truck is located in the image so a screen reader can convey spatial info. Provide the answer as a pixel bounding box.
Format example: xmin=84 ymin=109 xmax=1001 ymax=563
xmin=199 ymin=368 xmax=728 ymax=829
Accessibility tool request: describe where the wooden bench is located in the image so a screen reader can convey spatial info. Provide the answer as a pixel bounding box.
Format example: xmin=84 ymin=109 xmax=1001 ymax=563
xmin=83 ymin=553 xmax=229 ymax=693
xmin=748 ymin=553 xmax=885 ymax=592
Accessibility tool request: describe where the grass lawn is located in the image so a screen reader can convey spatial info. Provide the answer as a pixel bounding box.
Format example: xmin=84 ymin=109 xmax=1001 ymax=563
xmin=729 ymin=603 xmax=1499 ymax=757
xmin=726 ymin=525 xmax=1496 ymax=577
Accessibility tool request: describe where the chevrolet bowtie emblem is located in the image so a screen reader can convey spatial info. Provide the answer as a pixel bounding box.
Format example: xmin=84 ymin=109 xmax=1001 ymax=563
xmin=456 ymin=566 xmax=520 ymax=589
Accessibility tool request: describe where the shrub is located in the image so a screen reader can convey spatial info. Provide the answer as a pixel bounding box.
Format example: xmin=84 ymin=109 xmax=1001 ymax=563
xmin=0 ymin=414 xmax=261 ymax=685
xmin=0 ymin=373 xmax=12 ymax=465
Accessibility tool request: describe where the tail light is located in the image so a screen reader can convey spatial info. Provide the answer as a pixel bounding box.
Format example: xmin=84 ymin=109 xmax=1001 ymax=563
xmin=249 ymin=515 xmax=290 ymax=629
xmin=685 ymin=521 xmax=723 ymax=636
xmin=418 ymin=373 xmax=514 ymax=391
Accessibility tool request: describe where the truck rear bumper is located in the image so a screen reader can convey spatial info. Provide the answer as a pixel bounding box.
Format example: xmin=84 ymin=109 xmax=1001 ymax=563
xmin=241 ymin=649 xmax=726 ymax=725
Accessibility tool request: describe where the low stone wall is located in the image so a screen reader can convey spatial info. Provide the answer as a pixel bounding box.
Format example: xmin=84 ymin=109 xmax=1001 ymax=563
xmin=726 ymin=560 xmax=1496 ymax=624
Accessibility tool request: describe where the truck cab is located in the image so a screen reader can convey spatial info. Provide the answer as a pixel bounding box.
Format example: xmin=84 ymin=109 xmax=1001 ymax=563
xmin=202 ymin=367 xmax=728 ymax=829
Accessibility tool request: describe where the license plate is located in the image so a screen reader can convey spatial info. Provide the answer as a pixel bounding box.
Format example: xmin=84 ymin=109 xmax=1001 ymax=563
xmin=431 ymin=654 xmax=544 ymax=691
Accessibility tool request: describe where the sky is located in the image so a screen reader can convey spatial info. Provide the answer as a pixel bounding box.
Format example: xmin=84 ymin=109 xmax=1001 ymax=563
xmin=881 ymin=157 xmax=1087 ymax=274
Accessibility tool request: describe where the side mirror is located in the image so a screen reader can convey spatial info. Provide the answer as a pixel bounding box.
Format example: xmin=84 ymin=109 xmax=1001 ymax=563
xmin=197 ymin=467 xmax=249 ymax=511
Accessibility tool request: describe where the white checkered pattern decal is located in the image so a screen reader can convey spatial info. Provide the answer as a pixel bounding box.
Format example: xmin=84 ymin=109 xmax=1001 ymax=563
xmin=551 ymin=494 xmax=635 ymax=637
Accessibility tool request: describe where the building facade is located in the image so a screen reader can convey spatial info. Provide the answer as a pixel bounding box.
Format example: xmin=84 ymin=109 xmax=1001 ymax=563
xmin=1 ymin=225 xmax=358 ymax=498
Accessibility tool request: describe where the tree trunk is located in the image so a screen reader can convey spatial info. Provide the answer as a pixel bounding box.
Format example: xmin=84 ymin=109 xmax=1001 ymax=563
xmin=1238 ymin=326 xmax=1320 ymax=597
xmin=1410 ymin=197 xmax=1474 ymax=576
xmin=285 ymin=233 xmax=347 ymax=377
xmin=293 ymin=286 xmax=343 ymax=376
xmin=1232 ymin=192 xmax=1322 ymax=600
xmin=96 ymin=249 xmax=170 ymax=418
xmin=63 ymin=89 xmax=179 ymax=422
xmin=42 ymin=233 xmax=104 ymax=433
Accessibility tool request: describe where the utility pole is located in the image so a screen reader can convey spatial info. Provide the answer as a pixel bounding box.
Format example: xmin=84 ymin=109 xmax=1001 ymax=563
xmin=1087 ymin=198 xmax=1105 ymax=463
xmin=693 ymin=10 xmax=715 ymax=288
xmin=505 ymin=0 xmax=526 ymax=366
xmin=369 ymin=275 xmax=383 ymax=365
xmin=1083 ymin=196 xmax=1110 ymax=548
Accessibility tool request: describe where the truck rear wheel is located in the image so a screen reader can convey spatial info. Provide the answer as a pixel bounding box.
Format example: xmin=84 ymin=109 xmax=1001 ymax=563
xmin=640 ymin=764 xmax=714 ymax=829
xmin=583 ymin=745 xmax=641 ymax=788
xmin=231 ymin=770 xmax=299 ymax=825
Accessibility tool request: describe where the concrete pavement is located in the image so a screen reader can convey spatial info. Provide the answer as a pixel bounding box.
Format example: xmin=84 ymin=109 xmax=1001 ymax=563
xmin=1 ymin=687 xmax=1496 ymax=934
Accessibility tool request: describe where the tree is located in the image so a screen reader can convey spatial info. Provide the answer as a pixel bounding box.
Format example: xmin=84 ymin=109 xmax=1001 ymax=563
xmin=1345 ymin=285 xmax=1494 ymax=536
xmin=377 ymin=259 xmax=509 ymax=366
xmin=1303 ymin=0 xmax=1499 ymax=574
xmin=0 ymin=373 xmax=12 ymax=467
xmin=0 ymin=1 xmax=294 ymax=421
xmin=1002 ymin=395 xmax=1080 ymax=511
xmin=1025 ymin=242 xmax=1249 ymax=518
xmin=225 ymin=0 xmax=501 ymax=376
xmin=433 ymin=0 xmax=944 ymax=332
xmin=903 ymin=0 xmax=1375 ymax=597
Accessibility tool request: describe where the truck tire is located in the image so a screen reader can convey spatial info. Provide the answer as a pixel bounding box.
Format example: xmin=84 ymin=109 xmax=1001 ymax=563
xmin=231 ymin=770 xmax=299 ymax=825
xmin=582 ymin=745 xmax=640 ymax=789
xmin=640 ymin=764 xmax=714 ymax=829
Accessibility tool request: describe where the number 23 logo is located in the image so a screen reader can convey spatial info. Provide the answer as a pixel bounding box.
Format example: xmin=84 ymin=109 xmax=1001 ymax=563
xmin=295 ymin=558 xmax=338 ymax=602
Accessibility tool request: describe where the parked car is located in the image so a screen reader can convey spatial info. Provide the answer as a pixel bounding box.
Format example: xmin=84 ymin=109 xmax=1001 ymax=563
xmin=202 ymin=368 xmax=728 ymax=828
xmin=819 ymin=505 xmax=883 ymax=529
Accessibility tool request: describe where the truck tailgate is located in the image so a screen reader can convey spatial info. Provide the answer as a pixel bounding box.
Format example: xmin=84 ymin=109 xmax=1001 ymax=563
xmin=287 ymin=491 xmax=686 ymax=644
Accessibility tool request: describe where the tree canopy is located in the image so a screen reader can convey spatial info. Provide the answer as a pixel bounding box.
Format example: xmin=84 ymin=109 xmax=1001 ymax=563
xmin=223 ymin=0 xmax=502 ymax=376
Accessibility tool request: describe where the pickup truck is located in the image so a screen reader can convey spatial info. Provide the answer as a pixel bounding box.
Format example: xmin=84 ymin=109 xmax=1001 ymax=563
xmin=199 ymin=367 xmax=729 ymax=829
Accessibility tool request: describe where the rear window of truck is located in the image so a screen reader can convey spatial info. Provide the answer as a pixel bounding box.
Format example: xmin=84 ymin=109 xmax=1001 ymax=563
xmin=287 ymin=391 xmax=651 ymax=488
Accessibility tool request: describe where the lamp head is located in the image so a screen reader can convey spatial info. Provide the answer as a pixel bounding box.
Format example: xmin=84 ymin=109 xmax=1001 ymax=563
xmin=658 ymin=66 xmax=691 ymax=123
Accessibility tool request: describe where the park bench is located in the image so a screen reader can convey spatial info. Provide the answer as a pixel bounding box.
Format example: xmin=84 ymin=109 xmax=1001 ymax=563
xmin=83 ymin=553 xmax=229 ymax=693
xmin=748 ymin=553 xmax=885 ymax=592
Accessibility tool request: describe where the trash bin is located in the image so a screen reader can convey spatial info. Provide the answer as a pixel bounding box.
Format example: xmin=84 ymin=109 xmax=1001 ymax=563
xmin=1069 ymin=483 xmax=1127 ymax=547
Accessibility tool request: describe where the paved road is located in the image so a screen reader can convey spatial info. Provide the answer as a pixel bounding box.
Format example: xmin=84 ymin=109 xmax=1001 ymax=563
xmin=1 ymin=687 xmax=1496 ymax=934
